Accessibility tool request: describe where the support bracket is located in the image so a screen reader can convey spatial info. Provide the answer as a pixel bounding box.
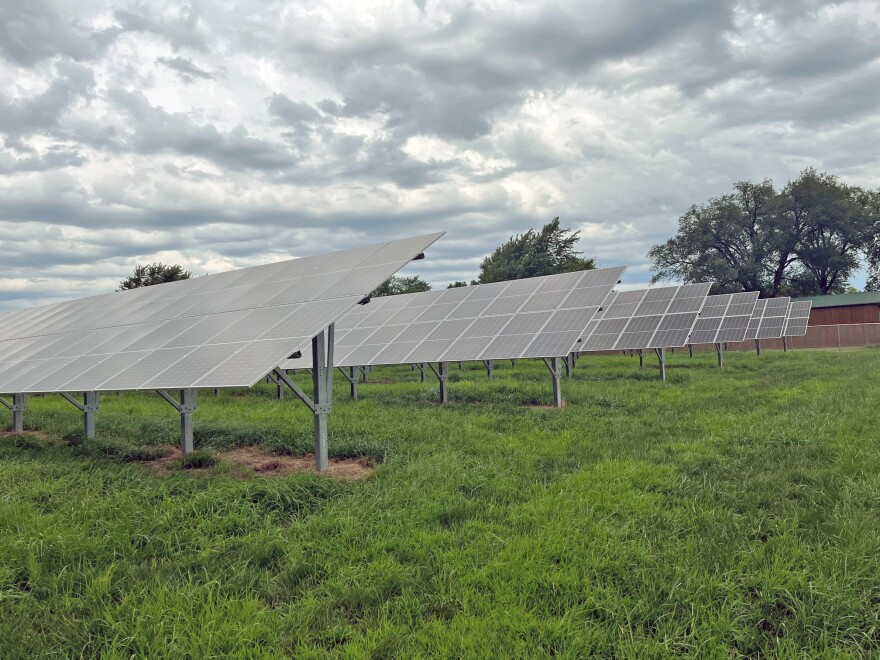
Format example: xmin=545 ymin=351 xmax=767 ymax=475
xmin=542 ymin=357 xmax=560 ymax=378
xmin=155 ymin=389 xmax=196 ymax=413
xmin=59 ymin=392 xmax=86 ymax=411
xmin=654 ymin=347 xmax=667 ymax=382
xmin=336 ymin=366 xmax=356 ymax=384
xmin=427 ymin=362 xmax=447 ymax=382
xmin=271 ymin=368 xmax=317 ymax=413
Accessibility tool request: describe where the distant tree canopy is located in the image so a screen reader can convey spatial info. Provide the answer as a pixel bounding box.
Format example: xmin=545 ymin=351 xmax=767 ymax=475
xmin=118 ymin=263 xmax=192 ymax=290
xmin=476 ymin=218 xmax=596 ymax=284
xmin=648 ymin=169 xmax=879 ymax=296
xmin=447 ymin=281 xmax=470 ymax=289
xmin=370 ymin=275 xmax=431 ymax=297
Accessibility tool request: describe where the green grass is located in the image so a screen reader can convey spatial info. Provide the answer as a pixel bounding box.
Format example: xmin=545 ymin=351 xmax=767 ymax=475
xmin=1 ymin=348 xmax=879 ymax=656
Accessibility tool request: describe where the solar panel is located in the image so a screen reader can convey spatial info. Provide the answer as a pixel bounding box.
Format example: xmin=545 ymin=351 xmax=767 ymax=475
xmin=280 ymin=266 xmax=627 ymax=369
xmin=686 ymin=292 xmax=759 ymax=344
xmin=580 ymin=283 xmax=712 ymax=351
xmin=0 ymin=233 xmax=444 ymax=394
xmin=742 ymin=297 xmax=792 ymax=340
xmin=783 ymin=301 xmax=812 ymax=337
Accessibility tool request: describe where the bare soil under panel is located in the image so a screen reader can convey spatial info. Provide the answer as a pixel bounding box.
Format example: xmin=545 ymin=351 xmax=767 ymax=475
xmin=137 ymin=445 xmax=372 ymax=480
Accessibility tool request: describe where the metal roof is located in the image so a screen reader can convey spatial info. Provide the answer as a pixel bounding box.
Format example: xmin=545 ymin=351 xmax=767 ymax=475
xmin=792 ymin=291 xmax=880 ymax=309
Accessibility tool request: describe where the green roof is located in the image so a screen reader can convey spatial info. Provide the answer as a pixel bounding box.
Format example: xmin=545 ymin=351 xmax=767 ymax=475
xmin=792 ymin=291 xmax=880 ymax=309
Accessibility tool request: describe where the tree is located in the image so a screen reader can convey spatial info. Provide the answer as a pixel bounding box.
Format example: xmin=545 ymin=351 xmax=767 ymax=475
xmin=648 ymin=170 xmax=878 ymax=296
xmin=370 ymin=275 xmax=431 ymax=297
xmin=776 ymin=169 xmax=874 ymax=295
xmin=476 ymin=218 xmax=596 ymax=284
xmin=447 ymin=281 xmax=470 ymax=288
xmin=118 ymin=263 xmax=192 ymax=290
xmin=648 ymin=180 xmax=778 ymax=295
xmin=861 ymin=187 xmax=880 ymax=291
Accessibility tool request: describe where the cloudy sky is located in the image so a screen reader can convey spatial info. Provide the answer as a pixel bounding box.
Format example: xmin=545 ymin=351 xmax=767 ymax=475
xmin=1 ymin=0 xmax=879 ymax=311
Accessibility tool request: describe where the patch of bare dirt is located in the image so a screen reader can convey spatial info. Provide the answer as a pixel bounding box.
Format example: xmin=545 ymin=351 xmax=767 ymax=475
xmin=135 ymin=445 xmax=372 ymax=480
xmin=0 ymin=429 xmax=53 ymax=441
xmin=223 ymin=447 xmax=372 ymax=480
xmin=523 ymin=401 xmax=570 ymax=410
xmin=135 ymin=446 xmax=191 ymax=476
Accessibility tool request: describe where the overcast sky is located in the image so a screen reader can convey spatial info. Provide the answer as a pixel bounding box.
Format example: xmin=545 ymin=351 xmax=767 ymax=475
xmin=1 ymin=0 xmax=879 ymax=311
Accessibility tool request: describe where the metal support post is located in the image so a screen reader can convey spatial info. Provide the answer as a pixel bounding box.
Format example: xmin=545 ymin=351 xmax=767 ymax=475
xmin=716 ymin=343 xmax=723 ymax=369
xmin=83 ymin=392 xmax=99 ymax=439
xmin=1 ymin=394 xmax=27 ymax=433
xmin=156 ymin=389 xmax=197 ymax=453
xmin=337 ymin=365 xmax=359 ymax=400
xmin=511 ymin=359 xmax=517 ymax=368
xmin=179 ymin=389 xmax=196 ymax=454
xmin=688 ymin=344 xmax=693 ymax=358
xmin=755 ymin=339 xmax=761 ymax=356
xmin=655 ymin=348 xmax=667 ymax=382
xmin=427 ymin=362 xmax=449 ymax=404
xmin=542 ymin=358 xmax=563 ymax=408
xmin=214 ymin=389 xmax=220 ymax=396
xmin=637 ymin=349 xmax=644 ymax=369
xmin=361 ymin=365 xmax=369 ymax=383
xmin=418 ymin=362 xmax=426 ymax=383
xmin=564 ymin=354 xmax=572 ymax=378
xmin=484 ymin=360 xmax=493 ymax=380
xmin=58 ymin=392 xmax=96 ymax=439
xmin=276 ymin=378 xmax=284 ymax=400
xmin=782 ymin=336 xmax=788 ymax=352
xmin=312 ymin=325 xmax=334 ymax=473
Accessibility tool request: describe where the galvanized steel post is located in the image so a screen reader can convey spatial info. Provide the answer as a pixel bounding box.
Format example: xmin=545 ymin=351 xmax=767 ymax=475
xmin=716 ymin=343 xmax=723 ymax=369
xmin=12 ymin=394 xmax=26 ymax=433
xmin=655 ymin=348 xmax=667 ymax=382
xmin=312 ymin=327 xmax=333 ymax=473
xmin=179 ymin=388 xmax=196 ymax=454
xmin=83 ymin=392 xmax=99 ymax=439
xmin=551 ymin=357 xmax=562 ymax=407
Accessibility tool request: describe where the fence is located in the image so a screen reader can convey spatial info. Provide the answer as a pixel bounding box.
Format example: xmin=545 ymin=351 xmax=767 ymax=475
xmin=706 ymin=323 xmax=880 ymax=352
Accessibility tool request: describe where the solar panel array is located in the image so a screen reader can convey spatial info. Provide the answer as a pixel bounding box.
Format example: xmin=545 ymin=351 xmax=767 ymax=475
xmin=578 ymin=283 xmax=712 ymax=351
xmin=0 ymin=233 xmax=443 ymax=394
xmin=743 ymin=297 xmax=792 ymax=341
xmin=686 ymin=292 xmax=760 ymax=344
xmin=783 ymin=301 xmax=812 ymax=337
xmin=281 ymin=266 xmax=626 ymax=369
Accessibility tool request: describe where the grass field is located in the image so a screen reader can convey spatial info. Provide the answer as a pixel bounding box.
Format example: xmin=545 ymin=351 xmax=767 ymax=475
xmin=1 ymin=348 xmax=879 ymax=657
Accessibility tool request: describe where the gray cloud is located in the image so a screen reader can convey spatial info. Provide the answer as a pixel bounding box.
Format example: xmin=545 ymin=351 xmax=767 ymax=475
xmin=157 ymin=56 xmax=215 ymax=82
xmin=0 ymin=0 xmax=121 ymax=65
xmin=0 ymin=60 xmax=95 ymax=137
xmin=1 ymin=0 xmax=879 ymax=311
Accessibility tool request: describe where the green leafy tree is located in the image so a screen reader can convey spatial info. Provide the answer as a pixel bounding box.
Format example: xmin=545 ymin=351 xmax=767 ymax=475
xmin=118 ymin=263 xmax=192 ymax=290
xmin=476 ymin=218 xmax=596 ymax=284
xmin=861 ymin=187 xmax=880 ymax=292
xmin=648 ymin=180 xmax=778 ymax=295
xmin=777 ymin=169 xmax=875 ymax=295
xmin=447 ymin=281 xmax=470 ymax=289
xmin=370 ymin=275 xmax=431 ymax=297
xmin=649 ymin=170 xmax=877 ymax=296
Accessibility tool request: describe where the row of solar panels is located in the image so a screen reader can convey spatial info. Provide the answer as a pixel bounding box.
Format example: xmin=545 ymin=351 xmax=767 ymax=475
xmin=280 ymin=287 xmax=811 ymax=371
xmin=0 ymin=231 xmax=811 ymax=396
xmin=0 ymin=234 xmax=444 ymax=394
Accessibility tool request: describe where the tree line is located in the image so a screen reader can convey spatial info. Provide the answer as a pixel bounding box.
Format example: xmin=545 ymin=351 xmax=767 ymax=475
xmin=119 ymin=167 xmax=878 ymax=299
